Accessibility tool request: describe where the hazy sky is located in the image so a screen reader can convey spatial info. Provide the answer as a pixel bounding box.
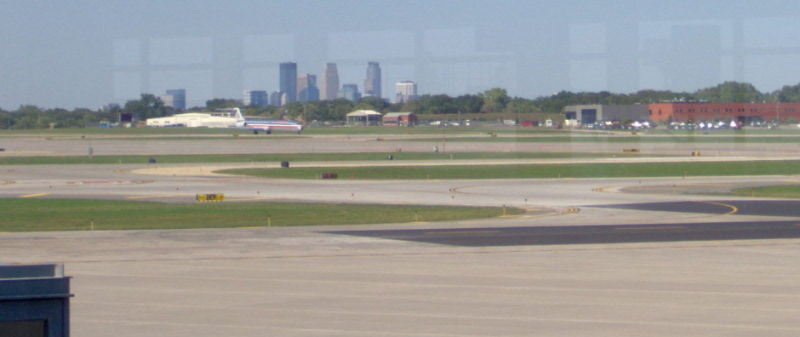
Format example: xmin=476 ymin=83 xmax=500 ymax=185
xmin=2 ymin=0 xmax=800 ymax=109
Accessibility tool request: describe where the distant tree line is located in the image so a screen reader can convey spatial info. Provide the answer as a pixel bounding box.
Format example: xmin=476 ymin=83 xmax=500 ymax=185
xmin=4 ymin=82 xmax=800 ymax=129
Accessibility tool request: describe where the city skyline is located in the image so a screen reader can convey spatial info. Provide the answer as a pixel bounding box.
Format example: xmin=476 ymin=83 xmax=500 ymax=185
xmin=3 ymin=1 xmax=800 ymax=110
xmin=242 ymin=61 xmax=387 ymax=107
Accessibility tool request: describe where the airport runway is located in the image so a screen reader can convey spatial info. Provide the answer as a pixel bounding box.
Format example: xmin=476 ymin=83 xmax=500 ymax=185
xmin=4 ymin=134 xmax=800 ymax=336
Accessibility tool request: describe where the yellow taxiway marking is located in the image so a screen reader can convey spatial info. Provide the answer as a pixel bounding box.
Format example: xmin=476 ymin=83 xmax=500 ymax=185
xmin=20 ymin=193 xmax=51 ymax=198
xmin=563 ymin=207 xmax=580 ymax=214
xmin=424 ymin=230 xmax=501 ymax=235
xmin=225 ymin=197 xmax=276 ymax=202
xmin=126 ymin=195 xmax=181 ymax=200
xmin=694 ymin=201 xmax=739 ymax=215
xmin=615 ymin=226 xmax=686 ymax=231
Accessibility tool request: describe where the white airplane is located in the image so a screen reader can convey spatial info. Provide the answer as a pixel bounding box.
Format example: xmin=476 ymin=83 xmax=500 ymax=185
xmin=231 ymin=108 xmax=303 ymax=134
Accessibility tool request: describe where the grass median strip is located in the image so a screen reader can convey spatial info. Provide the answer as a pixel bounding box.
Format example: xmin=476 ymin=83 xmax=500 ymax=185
xmin=221 ymin=160 xmax=800 ymax=180
xmin=731 ymin=185 xmax=800 ymax=198
xmin=0 ymin=199 xmax=522 ymax=232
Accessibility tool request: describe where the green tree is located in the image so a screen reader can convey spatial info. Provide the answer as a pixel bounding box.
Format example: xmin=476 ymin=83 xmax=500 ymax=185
xmin=414 ymin=95 xmax=456 ymax=114
xmin=354 ymin=96 xmax=389 ymax=112
xmin=695 ymin=82 xmax=762 ymax=103
xmin=0 ymin=110 xmax=15 ymax=129
xmin=124 ymin=94 xmax=168 ymax=121
xmin=479 ymin=88 xmax=511 ymax=113
xmin=243 ymin=105 xmax=279 ymax=118
xmin=14 ymin=105 xmax=45 ymax=129
xmin=453 ymin=95 xmax=483 ymax=114
xmin=205 ymin=98 xmax=241 ymax=110
xmin=769 ymin=83 xmax=800 ymax=102
xmin=326 ymin=99 xmax=355 ymax=121
xmin=280 ymin=102 xmax=304 ymax=119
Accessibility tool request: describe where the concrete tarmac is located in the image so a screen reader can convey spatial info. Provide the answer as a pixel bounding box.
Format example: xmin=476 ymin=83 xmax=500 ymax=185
xmin=4 ymin=133 xmax=800 ymax=336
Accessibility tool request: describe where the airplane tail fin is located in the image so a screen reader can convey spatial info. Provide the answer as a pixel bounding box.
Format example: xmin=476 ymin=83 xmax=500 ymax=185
xmin=233 ymin=108 xmax=244 ymax=121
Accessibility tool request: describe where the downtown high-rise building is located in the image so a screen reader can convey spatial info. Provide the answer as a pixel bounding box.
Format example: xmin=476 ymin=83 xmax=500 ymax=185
xmin=243 ymin=90 xmax=269 ymax=107
xmin=279 ymin=62 xmax=298 ymax=104
xmin=395 ymin=81 xmax=418 ymax=103
xmin=364 ymin=62 xmax=381 ymax=99
xmin=162 ymin=89 xmax=186 ymax=110
xmin=320 ymin=63 xmax=339 ymax=101
xmin=340 ymin=84 xmax=361 ymax=101
xmin=269 ymin=91 xmax=282 ymax=106
xmin=297 ymin=74 xmax=319 ymax=103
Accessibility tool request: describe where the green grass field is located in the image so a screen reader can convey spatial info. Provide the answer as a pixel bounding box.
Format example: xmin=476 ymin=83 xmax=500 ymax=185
xmin=0 ymin=199 xmax=523 ymax=232
xmin=731 ymin=185 xmax=800 ymax=198
xmin=221 ymin=160 xmax=800 ymax=180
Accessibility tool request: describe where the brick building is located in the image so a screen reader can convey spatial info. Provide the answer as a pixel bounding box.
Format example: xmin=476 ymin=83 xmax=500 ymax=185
xmin=382 ymin=112 xmax=417 ymax=127
xmin=648 ymin=102 xmax=800 ymax=124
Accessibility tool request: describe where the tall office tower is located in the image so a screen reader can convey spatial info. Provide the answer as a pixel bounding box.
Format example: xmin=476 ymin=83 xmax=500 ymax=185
xmin=395 ymin=81 xmax=418 ymax=103
xmin=269 ymin=91 xmax=282 ymax=106
xmin=364 ymin=62 xmax=381 ymax=98
xmin=297 ymin=74 xmax=319 ymax=103
xmin=165 ymin=89 xmax=186 ymax=110
xmin=340 ymin=84 xmax=361 ymax=101
xmin=279 ymin=62 xmax=297 ymax=104
xmin=243 ymin=90 xmax=269 ymax=107
xmin=320 ymin=63 xmax=340 ymax=101
xmin=160 ymin=94 xmax=175 ymax=108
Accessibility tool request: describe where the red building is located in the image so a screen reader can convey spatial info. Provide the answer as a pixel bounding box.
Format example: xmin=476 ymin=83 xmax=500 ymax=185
xmin=648 ymin=102 xmax=800 ymax=124
xmin=382 ymin=112 xmax=417 ymax=127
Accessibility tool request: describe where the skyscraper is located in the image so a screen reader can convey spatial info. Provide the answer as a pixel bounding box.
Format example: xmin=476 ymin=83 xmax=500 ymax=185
xmin=297 ymin=74 xmax=319 ymax=103
xmin=269 ymin=91 xmax=282 ymax=107
xmin=321 ymin=63 xmax=339 ymax=101
xmin=279 ymin=62 xmax=297 ymax=104
xmin=395 ymin=81 xmax=418 ymax=103
xmin=364 ymin=62 xmax=381 ymax=99
xmin=243 ymin=90 xmax=269 ymax=107
xmin=164 ymin=89 xmax=186 ymax=110
xmin=340 ymin=84 xmax=361 ymax=102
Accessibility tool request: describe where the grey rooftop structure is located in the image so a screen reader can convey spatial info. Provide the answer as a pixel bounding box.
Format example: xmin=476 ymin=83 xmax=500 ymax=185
xmin=564 ymin=104 xmax=650 ymax=125
xmin=0 ymin=264 xmax=72 ymax=337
